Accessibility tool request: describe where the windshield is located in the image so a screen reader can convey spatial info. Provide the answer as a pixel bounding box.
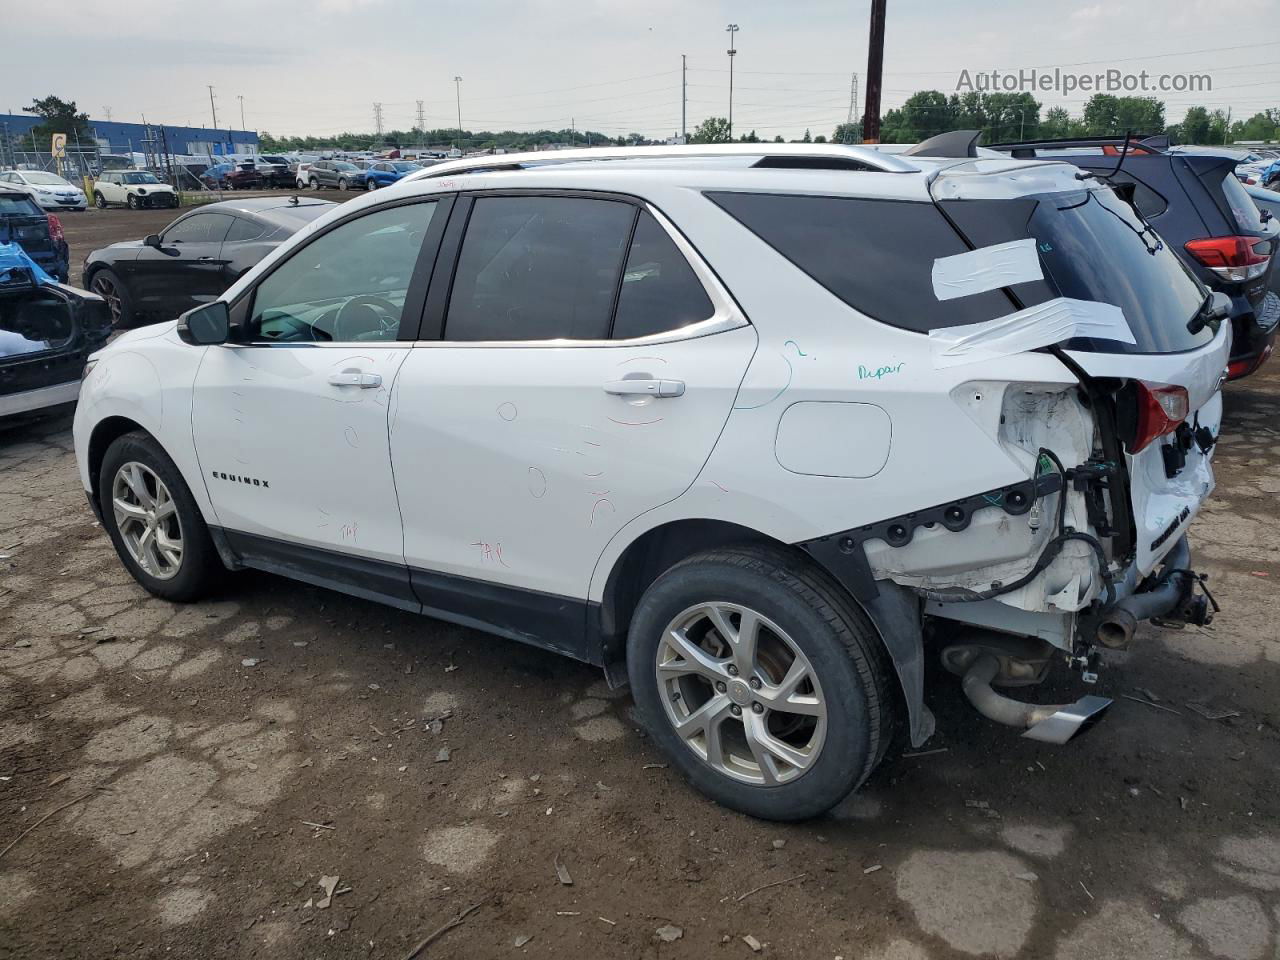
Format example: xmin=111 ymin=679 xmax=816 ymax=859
xmin=1027 ymin=188 xmax=1212 ymax=353
xmin=122 ymin=172 xmax=160 ymax=184
xmin=25 ymin=173 xmax=67 ymax=186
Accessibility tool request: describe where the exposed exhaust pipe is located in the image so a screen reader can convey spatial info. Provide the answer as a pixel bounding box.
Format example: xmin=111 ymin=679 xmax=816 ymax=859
xmin=961 ymin=655 xmax=1112 ymax=744
xmin=1095 ymin=536 xmax=1193 ymax=648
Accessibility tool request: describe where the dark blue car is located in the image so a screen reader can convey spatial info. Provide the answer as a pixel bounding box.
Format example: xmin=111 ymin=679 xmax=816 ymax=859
xmin=362 ymin=160 xmax=422 ymax=191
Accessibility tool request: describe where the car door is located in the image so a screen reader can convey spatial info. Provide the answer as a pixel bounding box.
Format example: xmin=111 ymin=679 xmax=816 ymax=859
xmin=190 ymin=195 xmax=450 ymax=608
xmin=390 ymin=193 xmax=757 ymax=624
xmin=126 ymin=211 xmax=235 ymax=318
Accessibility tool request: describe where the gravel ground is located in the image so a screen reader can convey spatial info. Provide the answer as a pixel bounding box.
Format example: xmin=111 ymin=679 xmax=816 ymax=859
xmin=1 ymin=208 xmax=1278 ymax=959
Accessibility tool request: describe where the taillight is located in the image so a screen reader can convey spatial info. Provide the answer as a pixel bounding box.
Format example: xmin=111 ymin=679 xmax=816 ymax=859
xmin=1130 ymin=382 xmax=1189 ymax=453
xmin=46 ymin=214 xmax=64 ymax=244
xmin=1227 ymin=342 xmax=1274 ymax=381
xmin=1184 ymin=235 xmax=1272 ymax=282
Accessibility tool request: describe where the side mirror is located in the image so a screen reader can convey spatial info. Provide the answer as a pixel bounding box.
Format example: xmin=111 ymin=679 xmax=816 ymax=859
xmin=1208 ymin=290 xmax=1231 ymax=321
xmin=177 ymin=301 xmax=230 ymax=346
xmin=144 ymin=234 xmax=162 ymax=248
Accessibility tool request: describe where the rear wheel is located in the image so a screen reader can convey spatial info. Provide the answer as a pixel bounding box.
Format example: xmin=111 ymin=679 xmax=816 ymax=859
xmin=626 ymin=546 xmax=897 ymax=820
xmin=310 ymin=178 xmax=321 ymax=190
xmin=98 ymin=432 xmax=223 ymax=602
xmin=338 ymin=178 xmax=349 ymax=191
xmin=366 ymin=178 xmax=378 ymax=191
xmin=89 ymin=268 xmax=133 ymax=328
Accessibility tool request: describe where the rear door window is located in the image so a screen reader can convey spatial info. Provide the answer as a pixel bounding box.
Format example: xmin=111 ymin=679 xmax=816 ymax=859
xmin=706 ymin=191 xmax=1014 ymax=332
xmin=444 ymin=195 xmax=634 ymax=341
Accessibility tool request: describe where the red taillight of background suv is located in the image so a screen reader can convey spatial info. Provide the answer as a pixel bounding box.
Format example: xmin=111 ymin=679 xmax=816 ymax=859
xmin=1227 ymin=342 xmax=1274 ymax=381
xmin=1130 ymin=382 xmax=1190 ymax=453
xmin=46 ymin=214 xmax=65 ymax=245
xmin=1184 ymin=235 xmax=1272 ymax=283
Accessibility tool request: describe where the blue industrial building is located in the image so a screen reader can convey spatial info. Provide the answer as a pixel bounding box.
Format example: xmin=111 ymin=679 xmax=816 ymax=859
xmin=0 ymin=113 xmax=258 ymax=158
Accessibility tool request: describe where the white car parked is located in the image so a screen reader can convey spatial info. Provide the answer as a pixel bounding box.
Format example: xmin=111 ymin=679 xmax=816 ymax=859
xmin=73 ymin=144 xmax=1227 ymax=819
xmin=93 ymin=170 xmax=177 ymax=209
xmin=0 ymin=169 xmax=87 ymax=211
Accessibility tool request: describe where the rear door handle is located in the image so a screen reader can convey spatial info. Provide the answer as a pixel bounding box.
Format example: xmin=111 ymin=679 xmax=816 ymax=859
xmin=328 ymin=371 xmax=382 ymax=388
xmin=604 ymin=378 xmax=685 ymax=398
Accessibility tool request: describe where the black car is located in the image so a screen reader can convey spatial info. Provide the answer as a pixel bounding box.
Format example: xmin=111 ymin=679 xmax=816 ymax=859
xmin=257 ymin=156 xmax=295 ymax=188
xmin=0 ymin=188 xmax=69 ymax=282
xmin=81 ymin=196 xmax=335 ymax=328
xmin=988 ymin=135 xmax=1280 ymax=381
xmin=1 ymin=263 xmax=112 ymax=419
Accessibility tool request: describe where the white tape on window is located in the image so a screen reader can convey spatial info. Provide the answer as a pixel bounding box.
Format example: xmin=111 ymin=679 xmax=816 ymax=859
xmin=929 ymin=298 xmax=1135 ymax=369
xmin=932 ymin=238 xmax=1043 ymax=301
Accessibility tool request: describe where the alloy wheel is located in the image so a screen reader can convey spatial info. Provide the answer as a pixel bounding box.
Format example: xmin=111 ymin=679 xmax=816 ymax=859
xmin=656 ymin=602 xmax=827 ymax=785
xmin=112 ymin=461 xmax=184 ymax=580
xmin=90 ymin=274 xmax=122 ymax=325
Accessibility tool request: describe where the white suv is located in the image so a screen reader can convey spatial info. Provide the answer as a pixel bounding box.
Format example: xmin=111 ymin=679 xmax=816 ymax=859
xmin=73 ymin=145 xmax=1227 ymax=820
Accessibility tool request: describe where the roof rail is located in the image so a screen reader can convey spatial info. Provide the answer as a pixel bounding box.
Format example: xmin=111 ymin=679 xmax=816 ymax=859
xmin=405 ymin=143 xmax=920 ymax=182
xmin=987 ymin=134 xmax=1168 ymax=158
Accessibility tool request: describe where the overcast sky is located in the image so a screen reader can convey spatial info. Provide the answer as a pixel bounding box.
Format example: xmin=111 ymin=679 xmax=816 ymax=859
xmin=5 ymin=0 xmax=1277 ymax=140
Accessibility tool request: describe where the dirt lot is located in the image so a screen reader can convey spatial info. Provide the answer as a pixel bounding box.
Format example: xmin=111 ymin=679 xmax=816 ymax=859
xmin=2 ymin=207 xmax=1279 ymax=959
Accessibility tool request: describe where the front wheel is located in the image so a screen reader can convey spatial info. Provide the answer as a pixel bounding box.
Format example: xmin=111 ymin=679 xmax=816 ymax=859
xmin=94 ymin=191 xmax=108 ymax=209
xmin=126 ymin=194 xmax=139 ymax=209
xmin=626 ymin=547 xmax=897 ymax=821
xmin=98 ymin=432 xmax=223 ymax=603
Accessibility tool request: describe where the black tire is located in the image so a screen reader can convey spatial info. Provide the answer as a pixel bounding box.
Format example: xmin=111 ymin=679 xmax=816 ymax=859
xmin=310 ymin=178 xmax=321 ymax=190
xmin=626 ymin=546 xmax=898 ymax=821
xmin=126 ymin=194 xmax=139 ymax=209
xmin=88 ymin=267 xmax=135 ymax=328
xmin=338 ymin=178 xmax=349 ymax=191
xmin=98 ymin=431 xmax=223 ymax=603
xmin=94 ymin=191 xmax=107 ymax=209
xmin=366 ymin=178 xmax=378 ymax=191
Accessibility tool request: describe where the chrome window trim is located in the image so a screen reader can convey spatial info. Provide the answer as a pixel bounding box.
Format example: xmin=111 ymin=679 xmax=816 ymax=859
xmin=420 ymin=200 xmax=748 ymax=349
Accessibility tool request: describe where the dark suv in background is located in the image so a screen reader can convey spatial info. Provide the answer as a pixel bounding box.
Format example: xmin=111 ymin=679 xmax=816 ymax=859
xmin=0 ymin=187 xmax=69 ymax=282
xmin=989 ymin=135 xmax=1280 ymax=380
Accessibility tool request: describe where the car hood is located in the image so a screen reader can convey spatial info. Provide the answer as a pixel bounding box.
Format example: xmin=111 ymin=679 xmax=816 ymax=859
xmin=126 ymin=183 xmax=174 ymax=192
xmin=28 ymin=183 xmax=83 ymax=194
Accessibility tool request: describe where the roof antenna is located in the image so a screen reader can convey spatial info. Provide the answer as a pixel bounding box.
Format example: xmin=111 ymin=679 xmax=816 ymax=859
xmin=288 ymin=194 xmax=300 ymax=206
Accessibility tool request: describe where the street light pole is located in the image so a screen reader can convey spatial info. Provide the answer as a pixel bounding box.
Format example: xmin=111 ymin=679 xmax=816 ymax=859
xmin=453 ymin=76 xmax=463 ymax=151
xmin=726 ymin=24 xmax=739 ymax=141
xmin=237 ymin=95 xmax=245 ymax=131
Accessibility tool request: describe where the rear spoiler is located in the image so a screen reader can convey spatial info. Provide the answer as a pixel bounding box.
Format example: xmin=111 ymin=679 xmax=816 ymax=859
xmin=989 ymin=134 xmax=1169 ymax=159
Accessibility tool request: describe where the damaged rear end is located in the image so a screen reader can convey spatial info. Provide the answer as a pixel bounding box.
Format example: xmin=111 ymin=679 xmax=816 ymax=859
xmin=879 ymin=160 xmax=1226 ymax=741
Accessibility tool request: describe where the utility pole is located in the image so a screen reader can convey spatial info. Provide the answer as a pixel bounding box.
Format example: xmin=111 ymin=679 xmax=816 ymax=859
xmin=726 ymin=24 xmax=739 ymax=141
xmin=863 ymin=0 xmax=886 ymax=143
xmin=237 ymin=95 xmax=245 ymax=131
xmin=373 ymin=102 xmax=384 ymax=136
xmin=681 ymin=54 xmax=687 ymax=143
xmin=453 ymin=77 xmax=463 ymax=150
xmin=845 ymin=73 xmax=859 ymax=142
xmin=103 ymin=106 xmax=113 ymax=122
xmin=207 ymin=85 xmax=219 ymax=130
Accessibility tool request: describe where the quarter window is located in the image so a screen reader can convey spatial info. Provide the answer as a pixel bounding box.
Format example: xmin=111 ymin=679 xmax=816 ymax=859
xmin=612 ymin=211 xmax=714 ymax=339
xmin=225 ymin=217 xmax=267 ymax=242
xmin=444 ymin=195 xmax=635 ymax=341
xmin=247 ymin=201 xmax=438 ymax=343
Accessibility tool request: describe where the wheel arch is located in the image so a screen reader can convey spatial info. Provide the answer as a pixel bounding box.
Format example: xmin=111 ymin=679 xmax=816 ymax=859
xmin=593 ymin=517 xmax=930 ymax=745
xmin=87 ymin=416 xmax=149 ymax=505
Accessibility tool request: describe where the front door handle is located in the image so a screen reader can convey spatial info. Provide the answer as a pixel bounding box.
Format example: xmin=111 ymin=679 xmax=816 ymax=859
xmin=328 ymin=371 xmax=382 ymax=388
xmin=604 ymin=378 xmax=685 ymax=398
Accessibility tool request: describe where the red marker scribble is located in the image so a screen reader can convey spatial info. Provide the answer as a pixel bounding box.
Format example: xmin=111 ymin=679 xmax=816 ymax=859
xmin=470 ymin=540 xmax=511 ymax=567
xmin=590 ymin=499 xmax=615 ymax=526
xmin=607 ymin=416 xmax=664 ymax=427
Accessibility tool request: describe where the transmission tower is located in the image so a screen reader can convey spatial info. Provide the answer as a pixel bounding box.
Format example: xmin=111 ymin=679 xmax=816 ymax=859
xmin=373 ymin=102 xmax=384 ymax=136
xmin=415 ymin=100 xmax=426 ymax=133
xmin=846 ymin=73 xmax=859 ymax=141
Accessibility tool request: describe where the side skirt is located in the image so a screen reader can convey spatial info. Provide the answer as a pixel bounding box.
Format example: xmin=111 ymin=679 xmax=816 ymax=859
xmin=212 ymin=528 xmax=601 ymax=664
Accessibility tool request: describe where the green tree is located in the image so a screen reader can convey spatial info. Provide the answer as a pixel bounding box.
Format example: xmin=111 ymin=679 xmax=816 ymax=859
xmin=1041 ymin=107 xmax=1072 ymax=139
xmin=1081 ymin=94 xmax=1165 ymax=136
xmin=1207 ymin=109 xmax=1229 ymax=145
xmin=772 ymin=134 xmax=785 ymax=143
xmin=832 ymin=121 xmax=861 ymax=143
xmin=21 ymin=95 xmax=91 ymax=149
xmin=897 ymin=90 xmax=956 ymax=140
xmin=813 ymin=134 xmax=827 ymax=143
xmin=1178 ymin=106 xmax=1211 ymax=144
xmin=802 ymin=128 xmax=813 ymax=143
xmin=691 ymin=116 xmax=731 ymax=144
xmin=1232 ymin=111 xmax=1280 ymax=143
xmin=737 ymin=129 xmax=760 ymax=143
